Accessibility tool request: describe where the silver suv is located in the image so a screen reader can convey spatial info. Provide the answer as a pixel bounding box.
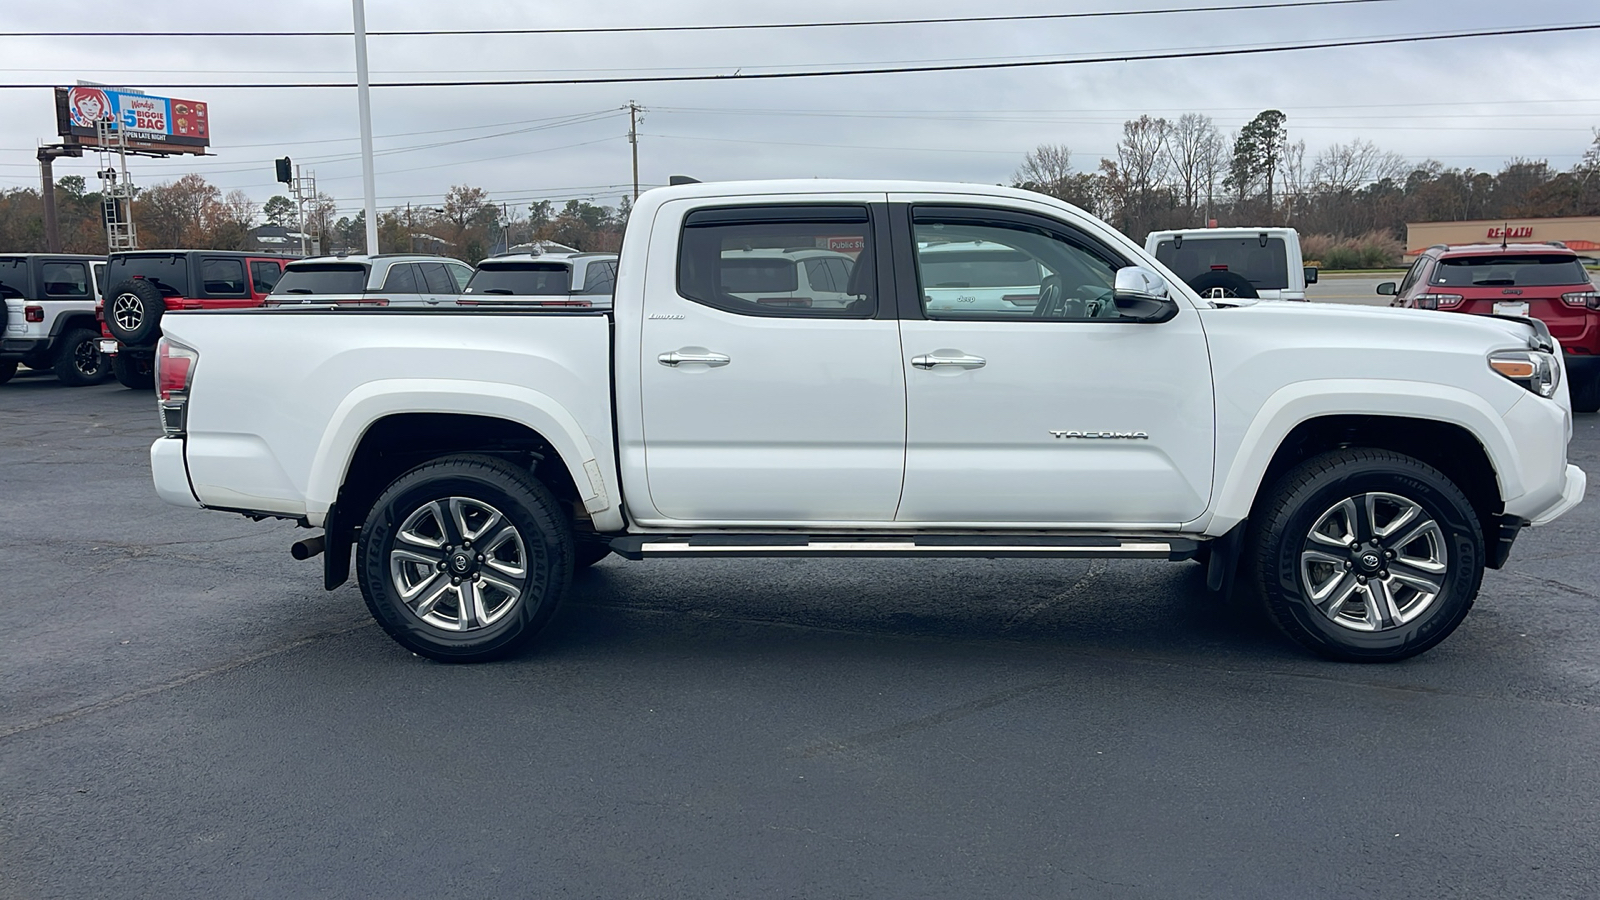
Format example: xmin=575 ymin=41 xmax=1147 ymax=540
xmin=463 ymin=251 xmax=618 ymax=307
xmin=264 ymin=254 xmax=475 ymax=307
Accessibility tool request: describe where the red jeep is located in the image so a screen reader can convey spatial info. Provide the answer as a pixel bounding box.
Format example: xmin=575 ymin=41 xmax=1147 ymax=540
xmin=1380 ymin=242 xmax=1600 ymax=412
xmin=98 ymin=250 xmax=291 ymax=389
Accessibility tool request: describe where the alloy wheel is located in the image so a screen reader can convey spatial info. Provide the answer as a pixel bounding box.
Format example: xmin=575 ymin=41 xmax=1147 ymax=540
xmin=1298 ymin=492 xmax=1448 ymax=633
xmin=387 ymin=497 xmax=528 ymax=632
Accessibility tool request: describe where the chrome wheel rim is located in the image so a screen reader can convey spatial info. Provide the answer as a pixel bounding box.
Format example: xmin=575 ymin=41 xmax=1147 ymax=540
xmin=388 ymin=497 xmax=528 ymax=632
xmin=112 ymin=293 xmax=144 ymax=331
xmin=1299 ymin=492 xmax=1448 ymax=633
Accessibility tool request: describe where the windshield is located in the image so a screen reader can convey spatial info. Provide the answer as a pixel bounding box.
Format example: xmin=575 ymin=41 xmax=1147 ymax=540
xmin=1153 ymin=236 xmax=1290 ymax=290
xmin=920 ymin=249 xmax=1041 ymax=288
xmin=106 ymin=255 xmax=188 ymax=297
xmin=271 ymin=263 xmax=369 ymax=295
xmin=1431 ymin=254 xmax=1590 ymax=287
xmin=465 ymin=262 xmax=572 ymax=295
xmin=0 ymin=259 xmax=26 ymax=299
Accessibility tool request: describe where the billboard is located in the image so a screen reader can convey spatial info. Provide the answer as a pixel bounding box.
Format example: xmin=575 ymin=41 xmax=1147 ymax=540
xmin=55 ymin=86 xmax=210 ymax=154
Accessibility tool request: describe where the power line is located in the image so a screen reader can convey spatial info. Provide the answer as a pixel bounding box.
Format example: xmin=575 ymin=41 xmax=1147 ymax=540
xmin=0 ymin=22 xmax=1592 ymax=89
xmin=0 ymin=1 xmax=1392 ymax=38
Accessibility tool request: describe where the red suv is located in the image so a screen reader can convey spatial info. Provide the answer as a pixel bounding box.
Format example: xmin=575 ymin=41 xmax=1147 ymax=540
xmin=98 ymin=250 xmax=292 ymax=389
xmin=1380 ymin=242 xmax=1600 ymax=412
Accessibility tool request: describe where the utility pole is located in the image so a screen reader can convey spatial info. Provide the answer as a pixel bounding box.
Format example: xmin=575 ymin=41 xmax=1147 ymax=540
xmin=628 ymin=100 xmax=641 ymax=201
xmin=37 ymin=144 xmax=83 ymax=252
xmin=353 ymin=0 xmax=379 ymax=255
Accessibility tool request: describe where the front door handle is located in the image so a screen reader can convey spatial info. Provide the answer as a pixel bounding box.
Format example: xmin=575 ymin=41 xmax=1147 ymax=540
xmin=911 ymin=353 xmax=986 ymax=370
xmin=659 ymin=350 xmax=731 ymax=368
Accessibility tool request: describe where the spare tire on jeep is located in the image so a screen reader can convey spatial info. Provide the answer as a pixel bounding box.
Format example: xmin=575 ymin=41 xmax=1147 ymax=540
xmin=1186 ymin=270 xmax=1258 ymax=300
xmin=106 ymin=279 xmax=166 ymax=346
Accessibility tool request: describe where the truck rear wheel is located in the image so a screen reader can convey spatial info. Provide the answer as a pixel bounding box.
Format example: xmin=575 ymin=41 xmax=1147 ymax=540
xmin=53 ymin=327 xmax=112 ymax=386
xmin=356 ymin=454 xmax=573 ymax=662
xmin=111 ymin=353 xmax=154 ymax=390
xmin=1245 ymin=449 xmax=1483 ymax=662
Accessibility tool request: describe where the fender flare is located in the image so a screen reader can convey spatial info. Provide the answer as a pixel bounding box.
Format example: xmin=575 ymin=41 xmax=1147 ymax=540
xmin=1203 ymin=378 xmax=1522 ymax=532
xmin=303 ymin=378 xmax=622 ymax=531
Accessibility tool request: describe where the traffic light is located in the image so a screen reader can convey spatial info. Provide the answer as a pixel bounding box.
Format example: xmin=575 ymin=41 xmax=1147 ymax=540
xmin=275 ymin=157 xmax=293 ymax=185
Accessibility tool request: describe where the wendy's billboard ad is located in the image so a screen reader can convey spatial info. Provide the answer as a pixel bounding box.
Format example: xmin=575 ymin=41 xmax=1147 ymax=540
xmin=55 ymin=85 xmax=210 ymax=153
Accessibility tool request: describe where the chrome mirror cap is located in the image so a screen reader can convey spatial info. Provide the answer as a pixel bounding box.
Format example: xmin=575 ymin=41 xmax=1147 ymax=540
xmin=1113 ymin=265 xmax=1169 ymax=301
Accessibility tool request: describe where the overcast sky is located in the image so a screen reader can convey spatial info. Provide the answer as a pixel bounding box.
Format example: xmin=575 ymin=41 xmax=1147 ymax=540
xmin=3 ymin=0 xmax=1598 ymax=220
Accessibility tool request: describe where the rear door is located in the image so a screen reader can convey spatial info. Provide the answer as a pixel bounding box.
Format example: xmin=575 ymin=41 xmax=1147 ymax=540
xmin=891 ymin=199 xmax=1215 ymax=526
xmin=636 ymin=199 xmax=906 ymax=523
xmin=418 ymin=261 xmax=462 ymax=306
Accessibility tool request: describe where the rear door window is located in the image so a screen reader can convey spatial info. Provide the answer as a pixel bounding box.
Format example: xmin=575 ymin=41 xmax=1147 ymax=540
xmin=678 ymin=205 xmax=876 ymax=317
xmin=274 ymin=263 xmax=371 ymax=295
xmin=1431 ymin=254 xmax=1591 ymax=287
xmin=419 ymin=262 xmax=460 ymax=294
xmin=201 ymin=258 xmax=247 ymax=297
xmin=465 ymin=263 xmax=571 ymax=295
xmin=41 ymin=261 xmax=90 ymax=297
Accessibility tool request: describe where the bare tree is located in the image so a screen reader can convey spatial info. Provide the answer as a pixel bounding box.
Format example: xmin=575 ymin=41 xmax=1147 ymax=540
xmin=1279 ymin=139 xmax=1307 ymax=222
xmin=1166 ymin=113 xmax=1220 ymax=216
xmin=1117 ymin=115 xmax=1171 ymax=203
xmin=1311 ymin=139 xmax=1409 ymax=194
xmin=1014 ymin=143 xmax=1076 ymax=196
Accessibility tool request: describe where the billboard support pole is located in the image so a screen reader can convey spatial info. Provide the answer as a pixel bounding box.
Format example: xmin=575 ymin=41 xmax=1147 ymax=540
xmin=352 ymin=0 xmax=379 ymax=255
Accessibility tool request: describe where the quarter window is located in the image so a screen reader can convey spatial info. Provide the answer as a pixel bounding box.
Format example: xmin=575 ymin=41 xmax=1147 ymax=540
xmin=41 ymin=262 xmax=89 ymax=297
xmin=580 ymin=260 xmax=617 ymax=294
xmin=912 ymin=216 xmax=1120 ymax=321
xmin=381 ymin=264 xmax=420 ymax=293
xmin=420 ymin=262 xmax=459 ymax=294
xmin=678 ymin=206 xmax=874 ymax=317
xmin=200 ymin=258 xmax=247 ymax=297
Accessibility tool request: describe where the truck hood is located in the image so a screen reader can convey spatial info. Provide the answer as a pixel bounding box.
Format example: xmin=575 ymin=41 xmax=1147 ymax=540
xmin=1202 ymin=298 xmax=1553 ymax=352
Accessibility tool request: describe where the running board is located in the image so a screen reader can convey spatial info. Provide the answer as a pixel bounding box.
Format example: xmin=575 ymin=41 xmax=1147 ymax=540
xmin=609 ymin=534 xmax=1201 ymax=561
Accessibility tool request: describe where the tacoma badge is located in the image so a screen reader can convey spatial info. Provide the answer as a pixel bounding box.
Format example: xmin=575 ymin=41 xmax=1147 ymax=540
xmin=1050 ymin=430 xmax=1150 ymax=439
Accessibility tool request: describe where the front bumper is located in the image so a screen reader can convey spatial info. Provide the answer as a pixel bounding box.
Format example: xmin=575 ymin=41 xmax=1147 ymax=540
xmin=150 ymin=438 xmax=201 ymax=508
xmin=1530 ymin=464 xmax=1587 ymax=527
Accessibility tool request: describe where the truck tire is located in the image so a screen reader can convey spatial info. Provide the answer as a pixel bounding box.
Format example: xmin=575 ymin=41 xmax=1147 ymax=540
xmin=0 ymin=360 xmax=15 ymax=385
xmin=1245 ymin=448 xmax=1483 ymax=662
xmin=1186 ymin=270 xmax=1258 ymax=300
xmin=1571 ymin=372 xmax=1600 ymax=414
xmin=105 ymin=279 xmax=166 ymax=346
xmin=53 ymin=327 xmax=112 ymax=386
xmin=111 ymin=352 xmax=154 ymax=390
xmin=357 ymin=454 xmax=574 ymax=662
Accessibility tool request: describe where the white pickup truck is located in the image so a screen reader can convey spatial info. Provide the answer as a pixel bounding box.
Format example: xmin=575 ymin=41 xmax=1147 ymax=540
xmin=148 ymin=180 xmax=1587 ymax=664
xmin=1146 ymin=226 xmax=1317 ymax=301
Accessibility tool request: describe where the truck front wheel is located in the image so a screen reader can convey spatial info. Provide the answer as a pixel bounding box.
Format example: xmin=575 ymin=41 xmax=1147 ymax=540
xmin=1246 ymin=449 xmax=1484 ymax=662
xmin=357 ymin=454 xmax=573 ymax=662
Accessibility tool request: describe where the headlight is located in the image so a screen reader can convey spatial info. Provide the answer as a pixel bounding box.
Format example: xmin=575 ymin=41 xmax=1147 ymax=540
xmin=1489 ymin=350 xmax=1560 ymax=399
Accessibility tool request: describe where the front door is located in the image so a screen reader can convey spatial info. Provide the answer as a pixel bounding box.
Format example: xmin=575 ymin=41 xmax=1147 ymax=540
xmin=637 ymin=200 xmax=906 ymax=524
xmin=892 ymin=201 xmax=1215 ymax=526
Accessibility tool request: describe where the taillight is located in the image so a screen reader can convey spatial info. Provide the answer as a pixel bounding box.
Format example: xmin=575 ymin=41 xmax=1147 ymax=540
xmin=1415 ymin=293 xmax=1464 ymax=310
xmin=1560 ymin=290 xmax=1600 ymax=310
xmin=155 ymin=338 xmax=198 ymax=436
xmin=24 ymin=305 xmax=43 ymax=322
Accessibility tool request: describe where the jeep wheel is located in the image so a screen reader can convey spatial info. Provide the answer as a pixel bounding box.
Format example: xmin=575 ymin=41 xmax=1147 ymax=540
xmin=111 ymin=353 xmax=154 ymax=390
xmin=1246 ymin=449 xmax=1483 ymax=662
xmin=53 ymin=327 xmax=112 ymax=386
xmin=1186 ymin=270 xmax=1259 ymax=300
xmin=105 ymin=278 xmax=166 ymax=346
xmin=357 ymin=454 xmax=573 ymax=662
xmin=0 ymin=360 xmax=15 ymax=385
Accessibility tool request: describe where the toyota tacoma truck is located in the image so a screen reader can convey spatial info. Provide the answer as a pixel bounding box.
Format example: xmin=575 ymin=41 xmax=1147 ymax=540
xmin=147 ymin=180 xmax=1586 ymax=664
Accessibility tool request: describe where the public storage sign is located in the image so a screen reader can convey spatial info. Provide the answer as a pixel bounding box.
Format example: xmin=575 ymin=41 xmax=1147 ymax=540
xmin=54 ymin=85 xmax=210 ymax=152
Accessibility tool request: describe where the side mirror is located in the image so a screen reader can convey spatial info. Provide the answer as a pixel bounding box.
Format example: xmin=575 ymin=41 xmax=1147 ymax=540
xmin=1376 ymin=282 xmax=1398 ymax=296
xmin=1112 ymin=266 xmax=1179 ymax=323
xmin=1303 ymin=266 xmax=1319 ymax=285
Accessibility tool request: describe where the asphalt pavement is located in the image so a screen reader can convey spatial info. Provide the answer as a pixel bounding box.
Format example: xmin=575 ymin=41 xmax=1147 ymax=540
xmin=3 ymin=369 xmax=1598 ymax=899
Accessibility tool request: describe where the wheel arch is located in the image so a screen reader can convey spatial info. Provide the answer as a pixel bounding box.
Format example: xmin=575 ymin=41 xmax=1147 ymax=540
xmin=1207 ymin=380 xmax=1520 ymax=544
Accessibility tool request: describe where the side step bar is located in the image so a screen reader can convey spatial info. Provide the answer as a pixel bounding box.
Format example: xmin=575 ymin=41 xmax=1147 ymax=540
xmin=609 ymin=534 xmax=1201 ymax=561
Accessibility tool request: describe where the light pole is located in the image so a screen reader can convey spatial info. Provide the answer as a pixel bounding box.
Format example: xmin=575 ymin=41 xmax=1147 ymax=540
xmin=353 ymin=0 xmax=379 ymax=255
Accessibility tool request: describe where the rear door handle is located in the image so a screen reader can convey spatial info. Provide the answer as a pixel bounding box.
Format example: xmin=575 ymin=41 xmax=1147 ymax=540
xmin=911 ymin=353 xmax=986 ymax=370
xmin=658 ymin=350 xmax=731 ymax=367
